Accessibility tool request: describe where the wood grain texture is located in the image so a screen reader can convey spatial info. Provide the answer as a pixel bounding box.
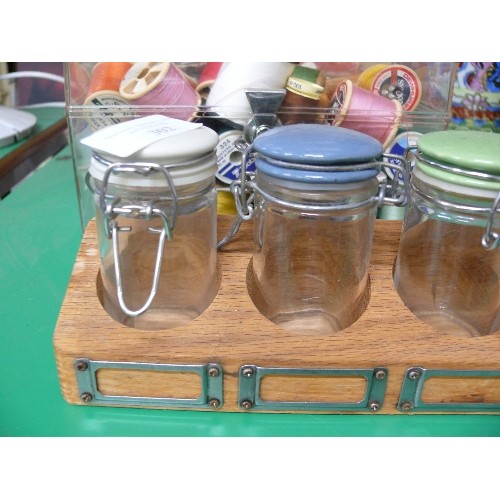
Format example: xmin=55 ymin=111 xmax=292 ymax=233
xmin=53 ymin=216 xmax=500 ymax=414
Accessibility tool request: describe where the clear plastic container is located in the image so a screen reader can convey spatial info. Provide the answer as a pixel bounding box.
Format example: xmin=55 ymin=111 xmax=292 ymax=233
xmin=87 ymin=123 xmax=220 ymax=330
xmin=240 ymin=124 xmax=407 ymax=334
xmin=63 ymin=62 xmax=457 ymax=230
xmin=393 ymin=130 xmax=500 ymax=337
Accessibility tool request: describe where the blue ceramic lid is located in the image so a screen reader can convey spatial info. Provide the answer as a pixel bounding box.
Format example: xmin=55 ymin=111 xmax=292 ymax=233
xmin=252 ymin=124 xmax=384 ymax=165
xmin=252 ymin=124 xmax=383 ymax=183
xmin=254 ymin=159 xmax=379 ymax=183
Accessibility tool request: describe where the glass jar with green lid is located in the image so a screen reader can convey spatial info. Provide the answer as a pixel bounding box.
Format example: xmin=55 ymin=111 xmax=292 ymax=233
xmin=393 ymin=130 xmax=500 ymax=337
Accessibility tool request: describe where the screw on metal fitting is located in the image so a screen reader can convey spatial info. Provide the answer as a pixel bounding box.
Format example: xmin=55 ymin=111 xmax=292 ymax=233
xmin=209 ymin=398 xmax=221 ymax=409
xmin=208 ymin=366 xmax=220 ymax=377
xmin=369 ymin=402 xmax=380 ymax=412
xmin=240 ymin=400 xmax=253 ymax=410
xmin=408 ymin=370 xmax=421 ymax=381
xmin=242 ymin=367 xmax=254 ymax=378
xmin=76 ymin=360 xmax=88 ymax=371
xmin=375 ymin=370 xmax=386 ymax=380
xmin=401 ymin=401 xmax=413 ymax=412
xmin=81 ymin=392 xmax=93 ymax=403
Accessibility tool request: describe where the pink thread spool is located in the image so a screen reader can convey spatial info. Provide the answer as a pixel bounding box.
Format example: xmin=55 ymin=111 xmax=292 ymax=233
xmin=331 ymin=79 xmax=402 ymax=148
xmin=119 ymin=62 xmax=201 ymax=121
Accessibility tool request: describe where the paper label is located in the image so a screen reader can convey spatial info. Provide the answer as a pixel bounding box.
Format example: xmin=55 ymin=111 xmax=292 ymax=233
xmin=286 ymin=77 xmax=323 ymax=100
xmin=80 ymin=114 xmax=202 ymax=157
xmin=216 ymin=131 xmax=256 ymax=184
xmin=371 ymin=66 xmax=421 ymax=111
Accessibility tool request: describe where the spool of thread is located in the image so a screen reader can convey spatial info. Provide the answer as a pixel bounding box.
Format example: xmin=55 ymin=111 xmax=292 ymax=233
xmin=196 ymin=62 xmax=223 ymax=98
xmin=217 ymin=185 xmax=237 ymax=215
xmin=83 ymin=62 xmax=133 ymax=129
xmin=383 ymin=130 xmax=422 ymax=181
xmin=215 ymin=129 xmax=256 ymax=184
xmin=364 ymin=64 xmax=422 ymax=111
xmin=278 ymin=65 xmax=325 ymax=125
xmin=205 ymin=62 xmax=295 ymax=127
xmin=332 ymin=79 xmax=402 ymax=148
xmin=68 ymin=62 xmax=91 ymax=105
xmin=119 ymin=62 xmax=201 ymax=121
xmin=357 ymin=64 xmax=390 ymax=90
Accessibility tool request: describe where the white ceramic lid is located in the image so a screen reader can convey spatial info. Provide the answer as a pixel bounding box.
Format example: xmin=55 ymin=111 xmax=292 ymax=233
xmin=89 ymin=126 xmax=219 ymax=187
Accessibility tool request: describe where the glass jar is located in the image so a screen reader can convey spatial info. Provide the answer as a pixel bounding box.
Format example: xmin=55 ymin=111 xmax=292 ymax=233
xmin=393 ymin=130 xmax=500 ymax=337
xmin=88 ymin=125 xmax=220 ymax=330
xmin=238 ymin=124 xmax=407 ymax=335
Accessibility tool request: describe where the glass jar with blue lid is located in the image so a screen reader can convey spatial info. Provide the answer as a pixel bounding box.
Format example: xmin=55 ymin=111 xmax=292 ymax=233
xmin=232 ymin=123 xmax=408 ymax=334
xmin=393 ymin=130 xmax=500 ymax=337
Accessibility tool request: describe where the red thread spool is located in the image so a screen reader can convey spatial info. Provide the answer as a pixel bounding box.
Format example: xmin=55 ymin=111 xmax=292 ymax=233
xmin=332 ymin=79 xmax=402 ymax=148
xmin=83 ymin=62 xmax=133 ymax=129
xmin=119 ymin=62 xmax=201 ymax=121
xmin=196 ymin=62 xmax=223 ymax=97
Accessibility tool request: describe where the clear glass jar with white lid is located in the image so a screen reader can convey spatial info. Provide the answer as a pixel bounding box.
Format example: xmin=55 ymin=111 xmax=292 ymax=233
xmin=393 ymin=130 xmax=500 ymax=337
xmin=87 ymin=124 xmax=220 ymax=330
xmin=233 ymin=123 xmax=408 ymax=335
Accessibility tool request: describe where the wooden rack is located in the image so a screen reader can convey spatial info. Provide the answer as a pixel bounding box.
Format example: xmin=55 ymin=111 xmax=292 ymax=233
xmin=53 ymin=216 xmax=500 ymax=414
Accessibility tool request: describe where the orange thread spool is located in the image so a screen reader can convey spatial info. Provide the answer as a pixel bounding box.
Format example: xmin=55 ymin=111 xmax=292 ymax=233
xmin=85 ymin=62 xmax=132 ymax=98
xmin=84 ymin=62 xmax=133 ymax=129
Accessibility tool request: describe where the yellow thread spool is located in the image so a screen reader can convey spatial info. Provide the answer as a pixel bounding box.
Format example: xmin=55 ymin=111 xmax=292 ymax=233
xmin=357 ymin=64 xmax=389 ymax=90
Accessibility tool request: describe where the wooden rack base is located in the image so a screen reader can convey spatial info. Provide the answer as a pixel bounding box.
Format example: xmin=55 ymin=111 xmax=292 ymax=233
xmin=53 ymin=216 xmax=500 ymax=414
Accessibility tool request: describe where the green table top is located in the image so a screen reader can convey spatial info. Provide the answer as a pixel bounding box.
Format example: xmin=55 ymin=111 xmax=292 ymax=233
xmin=0 ymin=106 xmax=66 ymax=159
xmin=1 ymin=111 xmax=500 ymax=437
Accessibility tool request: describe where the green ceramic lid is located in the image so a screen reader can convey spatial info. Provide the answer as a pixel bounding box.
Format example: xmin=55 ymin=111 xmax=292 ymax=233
xmin=417 ymin=130 xmax=500 ymax=174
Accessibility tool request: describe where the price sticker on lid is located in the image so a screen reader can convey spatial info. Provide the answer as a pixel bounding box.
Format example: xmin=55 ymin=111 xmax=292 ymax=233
xmin=81 ymin=114 xmax=202 ymax=157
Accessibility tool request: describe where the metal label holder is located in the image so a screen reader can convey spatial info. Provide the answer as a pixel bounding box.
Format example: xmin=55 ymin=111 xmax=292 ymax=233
xmin=398 ymin=367 xmax=500 ymax=412
xmin=237 ymin=365 xmax=388 ymax=412
xmin=74 ymin=358 xmax=224 ymax=409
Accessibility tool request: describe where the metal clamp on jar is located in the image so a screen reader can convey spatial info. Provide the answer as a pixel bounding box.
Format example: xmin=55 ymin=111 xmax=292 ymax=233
xmin=231 ymin=123 xmax=408 ymax=335
xmin=87 ymin=125 xmax=220 ymax=330
xmin=393 ymin=130 xmax=500 ymax=337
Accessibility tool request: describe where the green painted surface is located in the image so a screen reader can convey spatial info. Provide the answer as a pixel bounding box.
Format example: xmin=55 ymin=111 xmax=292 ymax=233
xmin=1 ymin=112 xmax=500 ymax=436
